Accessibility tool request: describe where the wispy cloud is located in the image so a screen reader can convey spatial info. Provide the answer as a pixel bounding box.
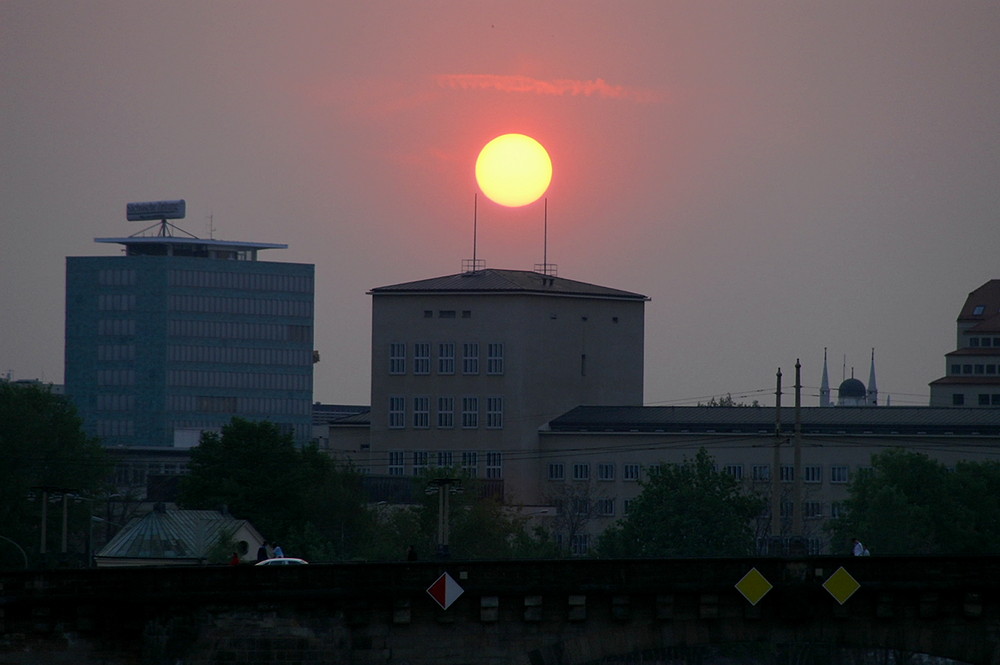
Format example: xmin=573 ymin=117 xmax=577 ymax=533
xmin=436 ymin=74 xmax=661 ymax=103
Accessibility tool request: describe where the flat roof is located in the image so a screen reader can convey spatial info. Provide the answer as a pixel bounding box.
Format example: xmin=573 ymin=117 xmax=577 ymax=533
xmin=95 ymin=237 xmax=287 ymax=251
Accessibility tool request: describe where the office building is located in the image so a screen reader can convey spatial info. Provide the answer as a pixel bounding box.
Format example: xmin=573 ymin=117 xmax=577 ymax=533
xmin=65 ymin=216 xmax=315 ymax=449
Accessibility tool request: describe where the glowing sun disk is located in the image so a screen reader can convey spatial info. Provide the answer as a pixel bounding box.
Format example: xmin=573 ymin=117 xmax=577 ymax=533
xmin=475 ymin=134 xmax=552 ymax=207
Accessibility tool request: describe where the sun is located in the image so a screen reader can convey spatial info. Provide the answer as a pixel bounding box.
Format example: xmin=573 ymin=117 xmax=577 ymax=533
xmin=475 ymin=133 xmax=552 ymax=207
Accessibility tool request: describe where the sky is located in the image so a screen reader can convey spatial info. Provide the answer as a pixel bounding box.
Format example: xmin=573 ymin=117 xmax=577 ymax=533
xmin=3 ymin=1 xmax=1000 ymax=408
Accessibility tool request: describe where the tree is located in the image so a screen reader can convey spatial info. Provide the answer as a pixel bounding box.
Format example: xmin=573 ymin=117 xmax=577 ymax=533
xmin=598 ymin=448 xmax=764 ymax=557
xmin=0 ymin=382 xmax=110 ymax=567
xmin=364 ymin=468 xmax=557 ymax=561
xmin=179 ymin=418 xmax=373 ymax=561
xmin=826 ymin=447 xmax=1000 ymax=555
xmin=698 ymin=393 xmax=760 ymax=407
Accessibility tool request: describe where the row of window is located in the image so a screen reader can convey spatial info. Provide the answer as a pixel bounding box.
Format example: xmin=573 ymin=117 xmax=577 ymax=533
xmin=389 ymin=342 xmax=504 ymax=376
xmin=388 ymin=395 xmax=503 ymax=429
xmin=952 ymin=393 xmax=1000 ymax=406
xmin=165 ymin=395 xmax=310 ymax=415
xmin=545 ymin=462 xmax=851 ymax=484
xmin=168 ymin=269 xmax=313 ymax=293
xmin=98 ymin=319 xmax=136 ymax=336
xmin=168 ymin=320 xmax=311 ymax=343
xmin=951 ymin=363 xmax=1000 ymax=376
xmin=967 ymin=336 xmax=1000 ymax=347
xmin=98 ymin=294 xmax=136 ymax=311
xmin=386 ymin=450 xmax=503 ymax=479
xmin=167 ymin=370 xmax=310 ymax=391
xmin=169 ymin=294 xmax=312 ymax=318
xmin=98 ymin=268 xmax=137 ymax=286
xmin=167 ymin=345 xmax=313 ymax=367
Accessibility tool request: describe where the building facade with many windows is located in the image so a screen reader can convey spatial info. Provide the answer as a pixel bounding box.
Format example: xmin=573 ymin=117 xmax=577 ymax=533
xmin=65 ymin=232 xmax=315 ymax=448
xmin=931 ymin=279 xmax=1000 ymax=407
xmin=364 ymin=268 xmax=648 ymax=503
xmin=540 ymin=405 xmax=1000 ymax=555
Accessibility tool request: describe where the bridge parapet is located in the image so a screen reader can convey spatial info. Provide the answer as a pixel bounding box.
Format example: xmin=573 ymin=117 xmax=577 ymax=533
xmin=1 ymin=557 xmax=997 ymax=664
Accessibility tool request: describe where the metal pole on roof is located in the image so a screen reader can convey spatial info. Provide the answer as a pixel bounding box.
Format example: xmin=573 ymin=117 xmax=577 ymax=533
xmin=794 ymin=360 xmax=804 ymax=539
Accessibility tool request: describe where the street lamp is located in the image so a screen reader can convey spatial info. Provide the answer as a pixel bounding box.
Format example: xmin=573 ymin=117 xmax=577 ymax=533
xmin=425 ymin=478 xmax=463 ymax=558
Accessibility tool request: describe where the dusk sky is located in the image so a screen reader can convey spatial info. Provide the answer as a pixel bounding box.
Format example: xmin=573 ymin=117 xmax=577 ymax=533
xmin=3 ymin=1 xmax=1000 ymax=408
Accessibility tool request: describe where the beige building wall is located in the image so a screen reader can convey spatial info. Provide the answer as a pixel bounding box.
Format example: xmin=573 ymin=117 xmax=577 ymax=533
xmin=366 ymin=270 xmax=647 ymax=504
xmin=537 ymin=426 xmax=1000 ymax=555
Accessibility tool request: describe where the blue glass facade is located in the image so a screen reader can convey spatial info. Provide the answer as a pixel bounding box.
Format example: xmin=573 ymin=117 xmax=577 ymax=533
xmin=65 ymin=247 xmax=314 ymax=447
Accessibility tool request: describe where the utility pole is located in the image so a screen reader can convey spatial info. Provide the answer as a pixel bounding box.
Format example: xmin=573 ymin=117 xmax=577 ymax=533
xmin=770 ymin=368 xmax=782 ymax=551
xmin=793 ymin=359 xmax=804 ymax=539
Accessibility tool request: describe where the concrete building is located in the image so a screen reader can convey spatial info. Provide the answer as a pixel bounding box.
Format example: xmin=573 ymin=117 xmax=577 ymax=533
xmin=930 ymin=279 xmax=1000 ymax=406
xmin=364 ymin=268 xmax=648 ymax=504
xmin=540 ymin=404 xmax=1000 ymax=555
xmin=65 ymin=219 xmax=315 ymax=450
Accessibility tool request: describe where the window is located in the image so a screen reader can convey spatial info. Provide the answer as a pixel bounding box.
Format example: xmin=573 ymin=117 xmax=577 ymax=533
xmin=412 ymin=451 xmax=428 ymax=475
xmin=486 ymin=451 xmax=502 ymax=479
xmin=388 ymin=396 xmax=405 ymax=428
xmin=953 ymin=394 xmax=965 ymax=406
xmin=439 ymin=310 xmax=456 ymax=319
xmin=486 ymin=396 xmax=503 ymax=429
xmin=437 ymin=397 xmax=454 ymax=428
xmin=462 ymin=343 xmax=479 ymax=374
xmin=623 ymin=464 xmax=641 ymax=481
xmin=413 ymin=343 xmax=430 ymax=375
xmin=597 ymin=463 xmax=615 ymax=481
xmin=570 ymin=534 xmax=590 ymax=556
xmin=951 ymin=364 xmax=961 ymax=375
xmin=780 ymin=501 xmax=793 ymax=518
xmin=993 ymin=394 xmax=1000 ymax=406
xmin=623 ymin=499 xmax=633 ymax=514
xmin=973 ymin=305 xmax=985 ymax=315
xmin=487 ymin=343 xmax=504 ymax=375
xmin=461 ymin=397 xmax=478 ymax=428
xmin=388 ymin=451 xmax=405 ymax=476
xmin=548 ymin=463 xmax=565 ymax=480
xmin=979 ymin=394 xmax=990 ymax=406
xmin=971 ymin=337 xmax=981 ymax=347
xmin=831 ymin=466 xmax=849 ymax=484
xmin=413 ymin=396 xmax=430 ymax=428
xmin=573 ymin=463 xmax=590 ymax=481
xmin=724 ymin=464 xmax=744 ymax=480
xmin=831 ymin=502 xmax=845 ymax=519
xmin=976 ymin=364 xmax=986 ymax=375
xmin=804 ymin=466 xmax=822 ymax=483
xmin=462 ymin=451 xmax=478 ymax=476
xmin=436 ymin=451 xmax=453 ymax=467
xmin=438 ymin=343 xmax=455 ymax=374
xmin=596 ymin=498 xmax=615 ymax=517
xmin=805 ymin=501 xmax=823 ymax=519
xmin=780 ymin=465 xmax=794 ymax=482
xmin=389 ymin=343 xmax=406 ymax=374
xmin=572 ymin=498 xmax=590 ymax=515
xmin=752 ymin=465 xmax=771 ymax=481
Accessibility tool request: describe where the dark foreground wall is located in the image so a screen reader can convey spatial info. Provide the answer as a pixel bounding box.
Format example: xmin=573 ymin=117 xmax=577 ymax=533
xmin=1 ymin=557 xmax=998 ymax=665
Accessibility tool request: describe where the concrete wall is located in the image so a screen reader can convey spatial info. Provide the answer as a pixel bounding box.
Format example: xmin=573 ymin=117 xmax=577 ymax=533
xmin=2 ymin=558 xmax=998 ymax=665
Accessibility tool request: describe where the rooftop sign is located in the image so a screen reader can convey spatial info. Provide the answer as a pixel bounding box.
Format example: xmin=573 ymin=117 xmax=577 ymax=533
xmin=126 ymin=199 xmax=186 ymax=221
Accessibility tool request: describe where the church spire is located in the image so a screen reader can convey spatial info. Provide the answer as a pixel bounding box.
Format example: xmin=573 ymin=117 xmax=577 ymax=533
xmin=820 ymin=347 xmax=831 ymax=407
xmin=867 ymin=348 xmax=878 ymax=406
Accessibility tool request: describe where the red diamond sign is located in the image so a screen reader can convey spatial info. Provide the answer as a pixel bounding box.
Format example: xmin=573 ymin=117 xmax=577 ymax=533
xmin=427 ymin=571 xmax=464 ymax=610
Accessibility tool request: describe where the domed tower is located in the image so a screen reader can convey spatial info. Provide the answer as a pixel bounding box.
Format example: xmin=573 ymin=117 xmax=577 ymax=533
xmin=837 ymin=376 xmax=868 ymax=407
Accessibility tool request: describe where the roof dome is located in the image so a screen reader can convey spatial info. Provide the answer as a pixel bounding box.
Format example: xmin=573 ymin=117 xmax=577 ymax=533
xmin=838 ymin=378 xmax=866 ymax=399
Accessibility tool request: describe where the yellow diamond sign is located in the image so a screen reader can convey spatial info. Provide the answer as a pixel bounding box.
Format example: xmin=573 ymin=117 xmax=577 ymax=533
xmin=823 ymin=566 xmax=860 ymax=605
xmin=735 ymin=567 xmax=773 ymax=606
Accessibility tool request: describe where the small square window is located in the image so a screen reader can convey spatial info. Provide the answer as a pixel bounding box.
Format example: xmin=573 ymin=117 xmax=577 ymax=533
xmin=973 ymin=305 xmax=985 ymax=315
xmin=952 ymin=393 xmax=965 ymax=406
xmin=979 ymin=394 xmax=990 ymax=406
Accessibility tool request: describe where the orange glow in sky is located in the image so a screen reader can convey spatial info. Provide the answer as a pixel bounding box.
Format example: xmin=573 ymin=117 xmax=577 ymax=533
xmin=475 ymin=133 xmax=553 ymax=207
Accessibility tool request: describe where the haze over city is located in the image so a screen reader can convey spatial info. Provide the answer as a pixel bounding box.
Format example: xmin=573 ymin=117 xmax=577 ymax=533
xmin=3 ymin=1 xmax=1000 ymax=407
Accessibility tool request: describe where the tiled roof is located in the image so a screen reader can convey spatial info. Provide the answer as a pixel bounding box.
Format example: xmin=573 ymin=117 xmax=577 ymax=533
xmin=959 ymin=280 xmax=1000 ymax=321
xmin=97 ymin=508 xmax=258 ymax=560
xmin=369 ymin=269 xmax=648 ymax=301
xmin=546 ymin=405 xmax=1000 ymax=436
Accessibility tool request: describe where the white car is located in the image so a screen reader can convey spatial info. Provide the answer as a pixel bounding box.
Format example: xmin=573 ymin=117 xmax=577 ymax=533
xmin=255 ymin=557 xmax=308 ymax=566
